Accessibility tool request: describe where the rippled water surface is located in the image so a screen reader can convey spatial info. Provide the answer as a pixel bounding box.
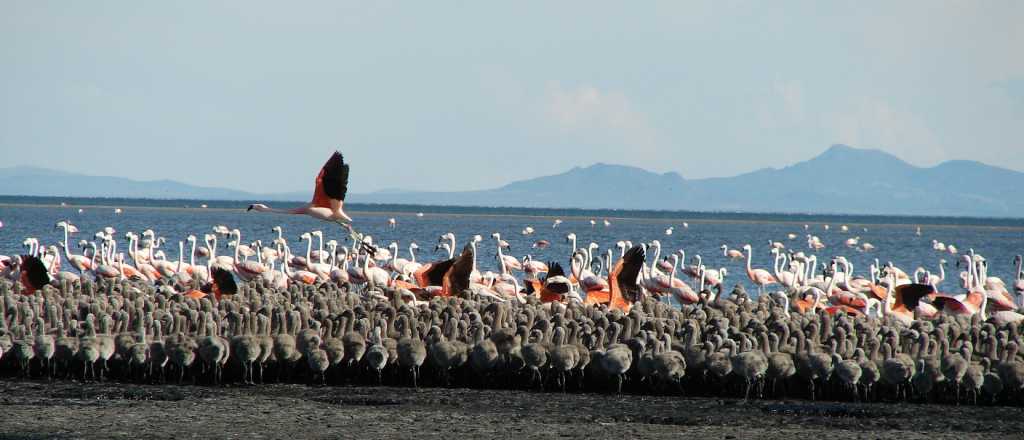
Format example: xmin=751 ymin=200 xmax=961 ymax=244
xmin=1 ymin=197 xmax=1022 ymax=295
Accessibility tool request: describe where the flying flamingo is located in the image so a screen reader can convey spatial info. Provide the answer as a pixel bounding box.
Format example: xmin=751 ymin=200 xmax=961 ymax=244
xmin=248 ymin=151 xmax=354 ymax=230
xmin=742 ymin=244 xmax=777 ymax=295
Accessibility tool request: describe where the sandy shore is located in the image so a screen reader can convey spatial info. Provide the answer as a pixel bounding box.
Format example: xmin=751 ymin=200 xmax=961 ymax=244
xmin=0 ymin=379 xmax=1019 ymax=439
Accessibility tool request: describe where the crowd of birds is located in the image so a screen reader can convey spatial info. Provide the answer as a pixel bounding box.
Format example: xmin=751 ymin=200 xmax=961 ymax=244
xmin=1 ymin=218 xmax=1023 ymax=408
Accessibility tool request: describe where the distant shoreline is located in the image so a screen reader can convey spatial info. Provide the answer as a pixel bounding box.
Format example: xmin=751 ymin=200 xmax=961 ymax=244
xmin=2 ymin=196 xmax=1022 ymax=229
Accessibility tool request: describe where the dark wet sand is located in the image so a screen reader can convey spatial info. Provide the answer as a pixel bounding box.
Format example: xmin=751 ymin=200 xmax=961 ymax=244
xmin=0 ymin=379 xmax=1019 ymax=439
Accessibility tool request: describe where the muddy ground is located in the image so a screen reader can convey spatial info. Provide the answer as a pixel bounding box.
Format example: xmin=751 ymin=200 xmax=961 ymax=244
xmin=0 ymin=379 xmax=1020 ymax=439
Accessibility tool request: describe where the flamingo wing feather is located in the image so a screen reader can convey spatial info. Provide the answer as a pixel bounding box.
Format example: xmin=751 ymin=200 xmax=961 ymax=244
xmin=312 ymin=151 xmax=350 ymax=208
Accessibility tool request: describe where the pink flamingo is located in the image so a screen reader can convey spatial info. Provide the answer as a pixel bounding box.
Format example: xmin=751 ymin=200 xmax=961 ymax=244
xmin=522 ymin=255 xmax=548 ymax=280
xmin=742 ymin=244 xmax=777 ymax=295
xmin=667 ymin=254 xmax=699 ymax=304
xmin=491 ymin=233 xmax=522 ymax=272
xmin=721 ymin=244 xmax=744 ymax=260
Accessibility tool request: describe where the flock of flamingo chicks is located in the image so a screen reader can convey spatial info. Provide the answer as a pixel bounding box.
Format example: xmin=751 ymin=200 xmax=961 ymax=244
xmin=0 ymin=219 xmax=1023 ymax=407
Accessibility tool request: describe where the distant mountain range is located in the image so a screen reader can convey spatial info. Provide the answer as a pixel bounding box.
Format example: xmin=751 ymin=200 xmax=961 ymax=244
xmin=348 ymin=144 xmax=1023 ymax=217
xmin=3 ymin=145 xmax=1022 ymax=217
xmin=0 ymin=166 xmax=305 ymax=202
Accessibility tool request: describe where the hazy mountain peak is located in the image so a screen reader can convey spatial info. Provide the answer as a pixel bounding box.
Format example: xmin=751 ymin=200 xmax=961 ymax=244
xmin=812 ymin=144 xmax=903 ymax=164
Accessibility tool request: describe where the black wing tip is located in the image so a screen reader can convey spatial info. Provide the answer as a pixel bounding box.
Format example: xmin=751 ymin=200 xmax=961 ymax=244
xmin=547 ymin=262 xmax=565 ymax=279
xmin=211 ymin=267 xmax=238 ymax=295
xmin=246 ymin=204 xmax=255 ymax=211
xmin=624 ymin=245 xmax=646 ymax=261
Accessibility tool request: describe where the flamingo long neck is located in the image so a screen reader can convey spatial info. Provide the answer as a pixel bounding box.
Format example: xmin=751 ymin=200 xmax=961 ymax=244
xmin=209 ymin=236 xmax=217 ymax=259
xmin=937 ymin=261 xmax=945 ymax=283
xmin=282 ymin=246 xmax=293 ymax=276
xmin=746 ymin=247 xmax=754 ymax=275
xmin=409 ymin=244 xmax=416 ymax=263
xmin=650 ymin=243 xmax=660 ymax=273
xmin=804 ymin=256 xmax=816 ymax=287
xmin=363 ymin=250 xmax=373 ymax=288
xmin=304 ymin=236 xmax=312 ymax=263
xmin=317 ymin=234 xmax=325 ymax=264
xmin=699 ymin=265 xmax=706 ymax=292
xmin=126 ymin=235 xmax=136 ymax=265
xmin=497 ymin=246 xmax=508 ymax=275
xmin=883 ymin=279 xmax=894 ymax=315
xmin=826 ymin=265 xmax=837 ymax=294
xmin=60 ymin=225 xmax=71 ymax=259
xmin=1016 ymin=257 xmax=1022 ymax=282
xmin=177 ymin=242 xmax=184 ymax=271
xmin=670 ymin=255 xmax=679 ymax=285
xmin=970 ymin=258 xmax=981 ymax=291
xmin=448 ymin=235 xmax=456 ymax=257
xmin=773 ymin=253 xmax=784 ymax=282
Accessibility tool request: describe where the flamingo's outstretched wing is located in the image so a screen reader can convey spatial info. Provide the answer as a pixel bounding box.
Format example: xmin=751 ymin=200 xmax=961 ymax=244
xmin=19 ymin=255 xmax=50 ymax=294
xmin=207 ymin=267 xmax=238 ymax=299
xmin=443 ymin=244 xmax=474 ymax=295
xmin=614 ymin=245 xmax=646 ymax=303
xmin=311 ymin=151 xmax=350 ymax=208
xmin=894 ymin=283 xmax=934 ymax=310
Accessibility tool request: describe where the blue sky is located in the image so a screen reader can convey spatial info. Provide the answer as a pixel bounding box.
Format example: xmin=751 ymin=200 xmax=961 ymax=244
xmin=2 ymin=1 xmax=1021 ymax=194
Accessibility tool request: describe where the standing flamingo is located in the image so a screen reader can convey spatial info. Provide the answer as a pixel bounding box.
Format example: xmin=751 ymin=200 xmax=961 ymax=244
xmin=742 ymin=244 xmax=777 ymax=295
xmin=55 ymin=221 xmax=92 ymax=273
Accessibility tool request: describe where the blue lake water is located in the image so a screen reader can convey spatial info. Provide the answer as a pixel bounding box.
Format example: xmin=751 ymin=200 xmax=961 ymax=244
xmin=1 ymin=196 xmax=1022 ymax=295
